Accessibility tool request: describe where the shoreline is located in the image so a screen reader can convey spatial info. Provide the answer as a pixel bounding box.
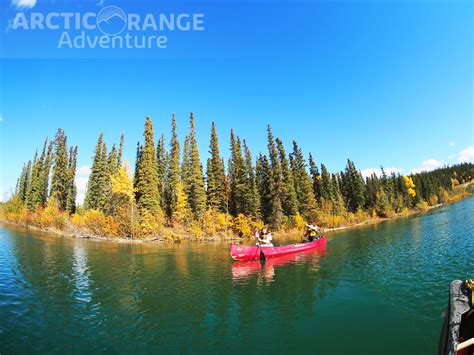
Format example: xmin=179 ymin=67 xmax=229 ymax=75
xmin=1 ymin=197 xmax=468 ymax=245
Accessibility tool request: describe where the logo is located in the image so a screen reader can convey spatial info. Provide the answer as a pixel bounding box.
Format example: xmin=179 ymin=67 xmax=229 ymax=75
xmin=96 ymin=6 xmax=127 ymax=36
xmin=8 ymin=5 xmax=205 ymax=50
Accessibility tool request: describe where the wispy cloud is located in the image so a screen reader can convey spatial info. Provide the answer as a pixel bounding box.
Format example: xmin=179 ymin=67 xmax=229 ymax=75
xmin=361 ymin=167 xmax=403 ymax=179
xmin=75 ymin=166 xmax=90 ymax=205
xmin=410 ymin=159 xmax=443 ymax=174
xmin=449 ymin=141 xmax=455 ymax=147
xmin=458 ymin=146 xmax=474 ymax=163
xmin=11 ymin=0 xmax=37 ymax=9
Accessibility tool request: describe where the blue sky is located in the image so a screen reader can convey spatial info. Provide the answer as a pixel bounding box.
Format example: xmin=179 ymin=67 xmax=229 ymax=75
xmin=0 ymin=0 xmax=473 ymax=202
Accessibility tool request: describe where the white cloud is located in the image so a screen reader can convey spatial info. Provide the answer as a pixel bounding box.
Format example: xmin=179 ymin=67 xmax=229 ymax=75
xmin=410 ymin=159 xmax=443 ymax=174
xmin=458 ymin=146 xmax=474 ymax=163
xmin=75 ymin=166 xmax=90 ymax=205
xmin=77 ymin=166 xmax=91 ymax=176
xmin=361 ymin=167 xmax=404 ymax=179
xmin=449 ymin=141 xmax=455 ymax=147
xmin=0 ymin=115 xmax=3 ymax=122
xmin=11 ymin=0 xmax=37 ymax=9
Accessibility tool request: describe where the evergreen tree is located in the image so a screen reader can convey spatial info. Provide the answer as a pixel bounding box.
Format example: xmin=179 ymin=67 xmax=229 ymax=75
xmin=243 ymin=140 xmax=260 ymax=219
xmin=206 ymin=122 xmax=226 ymax=212
xmin=17 ymin=160 xmax=32 ymax=204
xmin=133 ymin=142 xmax=142 ymax=189
xmin=107 ymin=144 xmax=119 ymax=176
xmin=320 ymin=163 xmax=334 ymax=206
xmin=308 ymin=153 xmax=322 ymax=203
xmin=289 ymin=141 xmax=318 ymax=219
xmin=38 ymin=141 xmax=53 ymax=206
xmin=183 ymin=113 xmax=206 ymax=219
xmin=276 ymin=138 xmax=299 ymax=218
xmin=84 ymin=133 xmax=109 ymax=211
xmin=156 ymin=134 xmax=167 ymax=210
xmin=228 ymin=130 xmax=247 ymax=216
xmin=266 ymin=125 xmax=284 ymax=228
xmin=181 ymin=135 xmax=190 ymax=190
xmin=135 ymin=117 xmax=161 ymax=214
xmin=331 ymin=173 xmax=346 ymax=214
xmin=256 ymin=153 xmax=274 ymax=224
xmin=66 ymin=146 xmax=78 ymax=213
xmin=342 ymin=159 xmax=366 ymax=212
xmin=26 ymin=140 xmax=49 ymax=210
xmin=166 ymin=114 xmax=181 ymax=219
xmin=50 ymin=129 xmax=70 ymax=211
xmin=117 ymin=134 xmax=124 ymax=168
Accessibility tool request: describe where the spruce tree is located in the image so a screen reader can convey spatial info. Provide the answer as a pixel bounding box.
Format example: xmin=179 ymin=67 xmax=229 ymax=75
xmin=107 ymin=143 xmax=119 ymax=176
xmin=320 ymin=163 xmax=334 ymax=205
xmin=66 ymin=146 xmax=78 ymax=213
xmin=184 ymin=113 xmax=206 ymax=219
xmin=266 ymin=126 xmax=284 ymax=228
xmin=25 ymin=150 xmax=38 ymax=209
xmin=308 ymin=153 xmax=322 ymax=203
xmin=243 ymin=140 xmax=260 ymax=219
xmin=276 ymin=138 xmax=299 ymax=218
xmin=26 ymin=139 xmax=49 ymax=210
xmin=135 ymin=117 xmax=161 ymax=214
xmin=331 ymin=173 xmax=346 ymax=214
xmin=206 ymin=122 xmax=226 ymax=212
xmin=343 ymin=159 xmax=366 ymax=212
xmin=50 ymin=129 xmax=70 ymax=211
xmin=133 ymin=142 xmax=142 ymax=189
xmin=166 ymin=114 xmax=181 ymax=219
xmin=38 ymin=141 xmax=53 ymax=206
xmin=117 ymin=134 xmax=124 ymax=168
xmin=228 ymin=130 xmax=247 ymax=216
xmin=290 ymin=141 xmax=318 ymax=220
xmin=256 ymin=153 xmax=277 ymax=225
xmin=156 ymin=134 xmax=167 ymax=210
xmin=18 ymin=160 xmax=32 ymax=204
xmin=84 ymin=133 xmax=109 ymax=212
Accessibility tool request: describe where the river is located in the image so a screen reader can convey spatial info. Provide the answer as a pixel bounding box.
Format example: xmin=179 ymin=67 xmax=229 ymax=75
xmin=1 ymin=197 xmax=473 ymax=354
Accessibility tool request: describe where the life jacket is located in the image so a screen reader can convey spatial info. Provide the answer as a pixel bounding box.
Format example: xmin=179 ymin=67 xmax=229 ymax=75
xmin=308 ymin=228 xmax=317 ymax=237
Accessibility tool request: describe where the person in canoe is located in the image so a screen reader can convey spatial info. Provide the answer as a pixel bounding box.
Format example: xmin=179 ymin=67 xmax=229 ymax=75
xmin=256 ymin=227 xmax=273 ymax=246
xmin=303 ymin=222 xmax=320 ymax=242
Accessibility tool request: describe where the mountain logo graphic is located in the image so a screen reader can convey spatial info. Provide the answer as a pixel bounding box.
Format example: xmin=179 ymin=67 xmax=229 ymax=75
xmin=96 ymin=6 xmax=127 ymax=36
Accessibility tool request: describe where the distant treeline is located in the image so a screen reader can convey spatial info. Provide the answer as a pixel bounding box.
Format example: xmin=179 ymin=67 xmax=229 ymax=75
xmin=3 ymin=114 xmax=474 ymax=239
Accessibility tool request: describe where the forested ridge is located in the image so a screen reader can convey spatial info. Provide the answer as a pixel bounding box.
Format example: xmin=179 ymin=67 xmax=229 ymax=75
xmin=2 ymin=114 xmax=473 ymax=240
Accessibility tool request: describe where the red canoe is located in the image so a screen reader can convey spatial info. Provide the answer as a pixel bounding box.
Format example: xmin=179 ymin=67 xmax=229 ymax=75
xmin=230 ymin=236 xmax=327 ymax=261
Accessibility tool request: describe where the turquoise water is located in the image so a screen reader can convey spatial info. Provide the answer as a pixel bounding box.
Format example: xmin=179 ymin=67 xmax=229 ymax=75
xmin=1 ymin=197 xmax=473 ymax=354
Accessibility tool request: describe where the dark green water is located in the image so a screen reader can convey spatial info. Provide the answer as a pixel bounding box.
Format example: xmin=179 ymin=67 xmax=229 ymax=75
xmin=1 ymin=197 xmax=473 ymax=354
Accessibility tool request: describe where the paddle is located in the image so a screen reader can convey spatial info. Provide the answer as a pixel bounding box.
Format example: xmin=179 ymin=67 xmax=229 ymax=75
xmin=259 ymin=246 xmax=266 ymax=261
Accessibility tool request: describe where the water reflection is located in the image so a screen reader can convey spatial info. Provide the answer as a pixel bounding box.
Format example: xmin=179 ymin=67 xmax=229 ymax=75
xmin=0 ymin=197 xmax=472 ymax=354
xmin=231 ymin=245 xmax=327 ymax=283
xmin=72 ymin=241 xmax=92 ymax=303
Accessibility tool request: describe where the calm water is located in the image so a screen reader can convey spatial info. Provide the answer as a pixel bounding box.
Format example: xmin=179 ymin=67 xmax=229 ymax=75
xmin=1 ymin=197 xmax=473 ymax=354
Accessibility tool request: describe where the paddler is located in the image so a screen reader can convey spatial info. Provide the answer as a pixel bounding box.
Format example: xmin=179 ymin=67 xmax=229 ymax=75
xmin=303 ymin=222 xmax=319 ymax=242
xmin=257 ymin=227 xmax=273 ymax=246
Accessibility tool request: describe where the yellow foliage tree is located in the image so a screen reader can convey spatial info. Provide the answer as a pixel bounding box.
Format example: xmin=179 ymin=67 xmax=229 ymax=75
xmin=174 ymin=182 xmax=192 ymax=225
xmin=403 ymin=176 xmax=416 ymax=197
xmin=111 ymin=162 xmax=135 ymax=200
xmin=110 ymin=161 xmax=137 ymax=238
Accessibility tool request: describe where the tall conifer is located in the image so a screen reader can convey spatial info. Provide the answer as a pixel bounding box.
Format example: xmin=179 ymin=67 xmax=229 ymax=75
xmin=206 ymin=122 xmax=226 ymax=212
xmin=50 ymin=129 xmax=69 ymax=211
xmin=135 ymin=117 xmax=161 ymax=214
